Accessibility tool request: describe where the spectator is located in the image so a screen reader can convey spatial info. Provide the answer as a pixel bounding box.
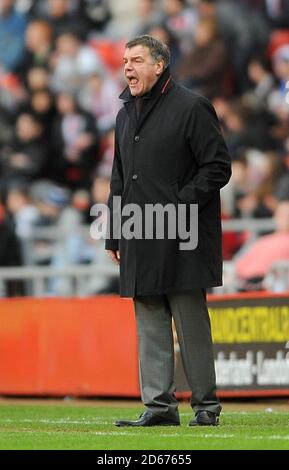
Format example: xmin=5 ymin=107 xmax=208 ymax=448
xmin=96 ymin=126 xmax=115 ymax=178
xmin=244 ymin=54 xmax=275 ymax=111
xmin=0 ymin=104 xmax=14 ymax=147
xmin=78 ymin=0 xmax=112 ymax=34
xmin=0 ymin=0 xmax=27 ymax=73
xmin=262 ymin=0 xmax=289 ymax=29
xmin=235 ymin=200 xmax=289 ymax=289
xmin=176 ymin=17 xmax=228 ymax=98
xmin=221 ymin=154 xmax=250 ymax=218
xmin=50 ymin=32 xmax=104 ymax=93
xmin=32 ymin=183 xmax=85 ymax=294
xmin=267 ymin=45 xmax=289 ymax=121
xmin=29 ymin=88 xmax=55 ymax=118
xmin=51 ymin=92 xmax=100 ymax=189
xmin=41 ymin=0 xmax=87 ymax=40
xmin=197 ymin=0 xmax=269 ymax=92
xmin=71 ymin=188 xmax=91 ymax=223
xmin=25 ymin=89 xmax=56 ymax=154
xmin=275 ymin=172 xmax=289 ymax=200
xmin=28 ymin=0 xmax=78 ymax=18
xmin=32 ymin=181 xmax=71 ymax=228
xmin=0 ymin=69 xmax=26 ymax=112
xmin=26 ymin=66 xmax=50 ymax=92
xmin=163 ymin=0 xmax=199 ymax=52
xmin=6 ymin=184 xmax=40 ymax=239
xmin=0 ymin=112 xmax=48 ymax=192
xmin=221 ymin=150 xmax=280 ymax=220
xmin=134 ymin=0 xmax=163 ymax=36
xmin=78 ymin=72 xmax=121 ymax=134
xmin=21 ymin=20 xmax=52 ymax=78
xmin=0 ymin=200 xmax=23 ymax=295
xmin=221 ymin=100 xmax=276 ymax=157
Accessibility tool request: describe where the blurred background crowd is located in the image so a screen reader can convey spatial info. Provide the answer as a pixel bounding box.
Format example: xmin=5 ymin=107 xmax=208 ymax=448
xmin=0 ymin=0 xmax=289 ymax=296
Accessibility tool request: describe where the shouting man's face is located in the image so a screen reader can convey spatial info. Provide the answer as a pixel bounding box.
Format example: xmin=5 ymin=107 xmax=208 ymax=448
xmin=123 ymin=45 xmax=164 ymax=97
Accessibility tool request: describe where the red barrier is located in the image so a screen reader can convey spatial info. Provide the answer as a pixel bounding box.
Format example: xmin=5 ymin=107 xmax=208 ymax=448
xmin=1 ymin=293 xmax=289 ymax=397
xmin=0 ymin=297 xmax=139 ymax=396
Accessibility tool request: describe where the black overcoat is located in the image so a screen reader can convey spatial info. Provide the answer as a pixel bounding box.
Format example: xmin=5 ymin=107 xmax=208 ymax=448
xmin=105 ymin=68 xmax=231 ymax=298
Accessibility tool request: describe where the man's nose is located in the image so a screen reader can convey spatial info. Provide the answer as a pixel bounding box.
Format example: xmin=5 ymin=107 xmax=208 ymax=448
xmin=124 ymin=61 xmax=133 ymax=72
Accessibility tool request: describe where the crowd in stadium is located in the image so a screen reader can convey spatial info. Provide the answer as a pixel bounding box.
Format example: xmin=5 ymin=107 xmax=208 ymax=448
xmin=0 ymin=0 xmax=289 ymax=295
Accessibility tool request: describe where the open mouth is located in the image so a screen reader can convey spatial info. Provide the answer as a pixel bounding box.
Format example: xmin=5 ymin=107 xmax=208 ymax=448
xmin=127 ymin=76 xmax=139 ymax=87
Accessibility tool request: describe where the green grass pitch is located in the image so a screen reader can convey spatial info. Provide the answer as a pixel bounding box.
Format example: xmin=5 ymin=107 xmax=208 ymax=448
xmin=0 ymin=402 xmax=289 ymax=450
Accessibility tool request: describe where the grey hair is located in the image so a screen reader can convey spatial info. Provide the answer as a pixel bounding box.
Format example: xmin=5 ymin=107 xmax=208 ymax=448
xmin=125 ymin=35 xmax=170 ymax=69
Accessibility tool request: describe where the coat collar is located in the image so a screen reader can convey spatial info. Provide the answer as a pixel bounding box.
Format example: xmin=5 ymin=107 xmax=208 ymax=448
xmin=119 ymin=67 xmax=173 ymax=103
xmin=119 ymin=68 xmax=174 ymax=132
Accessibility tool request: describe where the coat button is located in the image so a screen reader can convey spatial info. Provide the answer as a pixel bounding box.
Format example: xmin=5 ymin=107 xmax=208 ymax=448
xmin=134 ymin=135 xmax=140 ymax=142
xmin=132 ymin=174 xmax=138 ymax=180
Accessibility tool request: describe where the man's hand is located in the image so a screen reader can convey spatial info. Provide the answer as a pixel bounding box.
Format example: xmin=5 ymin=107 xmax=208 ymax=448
xmin=107 ymin=250 xmax=120 ymax=264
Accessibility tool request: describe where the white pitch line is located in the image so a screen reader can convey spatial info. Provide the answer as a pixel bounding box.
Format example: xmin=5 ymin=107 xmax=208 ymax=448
xmin=92 ymin=432 xmax=289 ymax=440
xmin=92 ymin=432 xmax=236 ymax=439
xmin=1 ymin=428 xmax=289 ymax=441
xmin=0 ymin=418 xmax=115 ymax=425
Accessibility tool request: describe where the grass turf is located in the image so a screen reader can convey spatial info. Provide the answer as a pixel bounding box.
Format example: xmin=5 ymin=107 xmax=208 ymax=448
xmin=0 ymin=403 xmax=289 ymax=450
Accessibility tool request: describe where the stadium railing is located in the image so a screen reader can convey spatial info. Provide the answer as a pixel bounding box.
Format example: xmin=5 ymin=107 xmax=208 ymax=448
xmin=0 ymin=218 xmax=281 ymax=297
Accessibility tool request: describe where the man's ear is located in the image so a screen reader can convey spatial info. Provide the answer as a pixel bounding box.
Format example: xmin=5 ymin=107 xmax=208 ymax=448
xmin=156 ymin=60 xmax=165 ymax=76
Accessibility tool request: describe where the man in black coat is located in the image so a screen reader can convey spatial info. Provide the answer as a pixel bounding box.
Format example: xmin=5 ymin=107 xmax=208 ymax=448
xmin=105 ymin=35 xmax=231 ymax=427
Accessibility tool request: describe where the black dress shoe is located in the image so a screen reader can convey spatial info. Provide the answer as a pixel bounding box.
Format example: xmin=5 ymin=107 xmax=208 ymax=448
xmin=189 ymin=410 xmax=219 ymax=426
xmin=115 ymin=411 xmax=180 ymax=427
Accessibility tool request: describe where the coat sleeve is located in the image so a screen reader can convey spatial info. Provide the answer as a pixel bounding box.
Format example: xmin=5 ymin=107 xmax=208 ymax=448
xmin=105 ymin=120 xmax=123 ymax=251
xmin=178 ymin=97 xmax=231 ymax=211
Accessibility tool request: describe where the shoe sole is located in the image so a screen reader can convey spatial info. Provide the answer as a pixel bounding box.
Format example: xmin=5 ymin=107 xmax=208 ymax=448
xmin=189 ymin=422 xmax=219 ymax=426
xmin=189 ymin=417 xmax=219 ymax=427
